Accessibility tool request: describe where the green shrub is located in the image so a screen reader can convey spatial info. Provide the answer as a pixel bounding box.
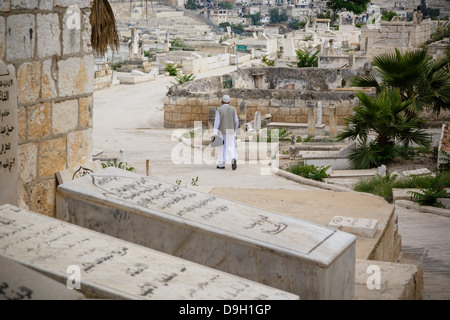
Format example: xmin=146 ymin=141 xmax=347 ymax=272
xmin=257 ymin=128 xmax=292 ymax=143
xmin=261 ymin=54 xmax=275 ymax=67
xmin=408 ymin=174 xmax=449 ymax=207
xmin=174 ymin=74 xmax=196 ymax=84
xmin=164 ymin=63 xmax=179 ymax=76
xmin=354 ymin=172 xmax=450 ymax=203
xmin=287 ymin=163 xmax=330 ymax=182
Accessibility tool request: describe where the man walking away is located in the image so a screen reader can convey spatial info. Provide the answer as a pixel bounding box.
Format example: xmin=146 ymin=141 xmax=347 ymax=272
xmin=213 ymin=95 xmax=238 ymax=170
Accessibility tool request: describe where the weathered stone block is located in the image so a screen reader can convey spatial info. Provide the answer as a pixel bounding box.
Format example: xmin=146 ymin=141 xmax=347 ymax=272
xmin=63 ymin=8 xmax=81 ymax=55
xmin=39 ymin=0 xmax=53 ymax=10
xmin=58 ymin=56 xmax=94 ymax=97
xmin=42 ymin=59 xmax=57 ymax=100
xmin=29 ymin=178 xmax=56 ymax=217
xmin=18 ymin=142 xmax=38 ymax=184
xmin=6 ymin=14 xmax=35 ymax=61
xmin=52 ymin=99 xmax=78 ymax=134
xmin=175 ymin=97 xmax=187 ymax=105
xmin=285 ymin=116 xmax=296 ymax=123
xmin=67 ymin=128 xmax=92 ymax=168
xmin=81 ymin=11 xmax=92 ymax=54
xmin=17 ymin=106 xmax=26 ymax=143
xmin=297 ymin=115 xmax=307 ymax=123
xmin=271 ymin=99 xmax=281 ymax=107
xmin=12 ymin=0 xmax=38 ymax=9
xmin=39 ymin=137 xmax=66 ymax=177
xmin=0 ymin=1 xmax=10 ymax=11
xmin=37 ymin=14 xmax=61 ymax=58
xmin=79 ymin=96 xmax=93 ymax=127
xmin=0 ymin=16 xmax=5 ymax=61
xmin=28 ymin=103 xmax=51 ymax=140
xmin=279 ymin=107 xmax=290 ymax=115
xmin=191 ymin=106 xmax=201 ymax=114
xmin=328 ymin=216 xmax=378 ymax=238
xmin=54 ymin=0 xmax=91 ymax=8
xmin=18 ymin=61 xmax=41 ymax=104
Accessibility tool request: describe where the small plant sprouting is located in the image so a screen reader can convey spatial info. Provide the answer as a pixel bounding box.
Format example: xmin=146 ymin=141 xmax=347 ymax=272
xmin=102 ymin=161 xmax=135 ymax=172
xmin=191 ymin=176 xmax=199 ymax=186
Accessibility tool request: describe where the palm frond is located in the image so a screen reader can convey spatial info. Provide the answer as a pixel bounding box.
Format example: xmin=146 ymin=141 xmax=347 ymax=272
xmin=90 ymin=0 xmax=119 ymax=56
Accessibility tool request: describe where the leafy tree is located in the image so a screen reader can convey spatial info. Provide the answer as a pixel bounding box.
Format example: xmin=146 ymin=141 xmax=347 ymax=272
xmin=219 ymin=22 xmax=231 ymax=30
xmin=381 ymin=10 xmax=398 ymax=21
xmin=231 ymin=23 xmax=244 ymax=35
xmin=218 ymin=2 xmax=233 ymax=9
xmin=289 ymin=19 xmax=306 ymax=30
xmin=337 ymin=89 xmax=431 ymax=169
xmin=292 ymin=49 xmax=319 ymax=68
xmin=351 ymin=48 xmax=450 ymax=116
xmin=269 ymin=8 xmax=288 ymax=24
xmin=185 ymin=0 xmax=202 ymax=10
xmin=326 ymin=0 xmax=371 ymax=26
xmin=243 ymin=13 xmax=261 ymax=26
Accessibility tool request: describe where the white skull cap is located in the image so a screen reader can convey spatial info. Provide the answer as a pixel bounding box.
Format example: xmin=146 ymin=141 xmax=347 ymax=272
xmin=222 ymin=95 xmax=230 ymax=103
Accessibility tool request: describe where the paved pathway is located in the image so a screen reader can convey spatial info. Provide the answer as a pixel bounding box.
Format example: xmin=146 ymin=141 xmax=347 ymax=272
xmin=93 ymin=60 xmax=316 ymax=191
xmin=396 ymin=204 xmax=450 ymax=300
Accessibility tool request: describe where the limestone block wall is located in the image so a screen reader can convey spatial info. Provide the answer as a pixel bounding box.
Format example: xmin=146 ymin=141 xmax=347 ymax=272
xmin=0 ymin=0 xmax=94 ymax=217
xmin=94 ymin=62 xmax=112 ymax=90
xmin=164 ymin=89 xmax=360 ymax=128
xmin=361 ymin=20 xmax=432 ymax=56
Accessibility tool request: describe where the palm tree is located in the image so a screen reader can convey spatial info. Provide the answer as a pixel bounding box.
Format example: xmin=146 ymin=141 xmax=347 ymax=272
xmin=337 ymin=88 xmax=431 ymax=169
xmin=351 ymin=48 xmax=450 ymax=116
xmin=292 ymin=49 xmax=319 ymax=68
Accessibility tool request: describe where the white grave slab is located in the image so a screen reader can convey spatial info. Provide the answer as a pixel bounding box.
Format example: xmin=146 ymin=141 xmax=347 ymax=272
xmin=0 ymin=61 xmax=18 ymax=206
xmin=401 ymin=168 xmax=433 ymax=177
xmin=56 ymin=160 xmax=103 ymax=185
xmin=0 ymin=204 xmax=298 ymax=300
xmin=0 ymin=255 xmax=85 ymax=300
xmin=56 ymin=167 xmax=356 ymax=300
xmin=328 ymin=216 xmax=378 ymax=238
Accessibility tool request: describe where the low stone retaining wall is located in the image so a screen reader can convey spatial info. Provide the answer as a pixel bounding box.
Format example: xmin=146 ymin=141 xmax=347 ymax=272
xmin=164 ymin=89 xmax=361 ymax=128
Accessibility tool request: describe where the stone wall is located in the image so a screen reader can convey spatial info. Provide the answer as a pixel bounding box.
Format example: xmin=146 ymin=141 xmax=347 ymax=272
xmin=164 ymin=88 xmax=361 ymax=128
xmin=361 ymin=20 xmax=432 ymax=58
xmin=94 ymin=61 xmax=112 ymax=90
xmin=164 ymin=67 xmax=369 ymax=128
xmin=1 ymin=0 xmax=94 ymax=217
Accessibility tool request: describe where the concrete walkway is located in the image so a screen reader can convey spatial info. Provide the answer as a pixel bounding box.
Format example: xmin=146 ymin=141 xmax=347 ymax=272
xmin=396 ymin=204 xmax=450 ymax=300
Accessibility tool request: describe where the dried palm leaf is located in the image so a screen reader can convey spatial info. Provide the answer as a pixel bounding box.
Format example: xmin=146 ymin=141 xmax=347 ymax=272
xmin=90 ymin=0 xmax=120 ymax=56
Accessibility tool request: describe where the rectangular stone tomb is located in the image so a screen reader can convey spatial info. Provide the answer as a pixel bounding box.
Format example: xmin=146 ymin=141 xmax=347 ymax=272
xmin=328 ymin=216 xmax=378 ymax=238
xmin=56 ymin=167 xmax=356 ymax=299
xmin=0 ymin=255 xmax=85 ymax=300
xmin=0 ymin=204 xmax=298 ymax=300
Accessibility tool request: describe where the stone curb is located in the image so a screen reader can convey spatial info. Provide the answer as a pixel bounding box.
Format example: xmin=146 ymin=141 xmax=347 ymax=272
xmin=274 ymin=168 xmax=354 ymax=192
xmin=395 ymin=200 xmax=450 ymax=217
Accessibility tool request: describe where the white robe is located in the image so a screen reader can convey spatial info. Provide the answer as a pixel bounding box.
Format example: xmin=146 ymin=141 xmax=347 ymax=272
xmin=213 ymin=106 xmax=239 ymax=166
